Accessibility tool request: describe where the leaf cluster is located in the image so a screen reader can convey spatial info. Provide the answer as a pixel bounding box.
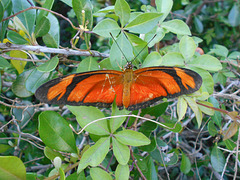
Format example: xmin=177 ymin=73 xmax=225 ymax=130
xmin=0 ymin=0 xmax=239 ymax=179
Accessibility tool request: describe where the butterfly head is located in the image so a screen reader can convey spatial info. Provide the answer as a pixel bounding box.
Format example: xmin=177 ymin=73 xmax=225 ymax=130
xmin=124 ymin=62 xmax=133 ymax=70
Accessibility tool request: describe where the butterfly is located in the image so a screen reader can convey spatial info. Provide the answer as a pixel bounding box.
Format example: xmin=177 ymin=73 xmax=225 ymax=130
xmin=35 ymin=62 xmax=202 ymax=111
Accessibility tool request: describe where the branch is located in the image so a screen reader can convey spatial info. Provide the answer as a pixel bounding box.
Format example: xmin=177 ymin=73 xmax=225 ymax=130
xmin=0 ymin=100 xmax=44 ymax=109
xmin=0 ymin=43 xmax=109 ymax=58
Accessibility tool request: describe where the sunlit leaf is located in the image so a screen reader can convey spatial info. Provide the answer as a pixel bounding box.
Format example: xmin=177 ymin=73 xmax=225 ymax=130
xmin=114 ymin=0 xmax=130 ymax=27
xmin=90 ymin=167 xmax=112 ymax=180
xmin=77 ymin=137 xmax=110 ymax=173
xmin=10 ymin=50 xmax=27 ymax=74
xmin=0 ymin=156 xmax=26 ymax=180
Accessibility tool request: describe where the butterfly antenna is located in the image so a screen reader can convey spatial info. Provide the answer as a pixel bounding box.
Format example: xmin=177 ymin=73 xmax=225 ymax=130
xmin=132 ymin=34 xmax=157 ymax=62
xmin=110 ymin=33 xmax=129 ymax=62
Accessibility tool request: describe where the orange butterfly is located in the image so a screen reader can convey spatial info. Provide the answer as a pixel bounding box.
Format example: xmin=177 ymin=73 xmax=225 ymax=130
xmin=35 ymin=62 xmax=202 ymax=111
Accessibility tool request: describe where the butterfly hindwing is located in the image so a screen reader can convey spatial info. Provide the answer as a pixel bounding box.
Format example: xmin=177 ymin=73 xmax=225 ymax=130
xmin=126 ymin=67 xmax=202 ymax=110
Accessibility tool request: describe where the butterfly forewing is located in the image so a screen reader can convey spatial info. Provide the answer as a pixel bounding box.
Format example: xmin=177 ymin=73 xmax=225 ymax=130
xmin=35 ymin=70 xmax=124 ymax=108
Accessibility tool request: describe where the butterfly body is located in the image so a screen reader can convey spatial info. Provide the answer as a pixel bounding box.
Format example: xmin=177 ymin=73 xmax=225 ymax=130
xmin=35 ymin=64 xmax=202 ymax=110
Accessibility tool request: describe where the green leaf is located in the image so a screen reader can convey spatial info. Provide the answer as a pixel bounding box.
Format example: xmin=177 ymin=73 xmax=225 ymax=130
xmin=43 ymin=33 xmax=58 ymax=48
xmin=208 ymin=121 xmax=218 ymax=137
xmin=184 ymin=96 xmax=202 ymax=127
xmin=36 ymin=0 xmax=54 ymax=24
xmin=37 ymin=56 xmax=59 ymax=72
xmin=94 ymin=6 xmax=114 ymax=14
xmin=25 ymin=68 xmax=50 ymax=93
xmin=228 ymin=51 xmax=240 ymax=59
xmin=34 ymin=16 xmax=50 ymax=38
xmin=115 ymin=164 xmax=129 ymax=180
xmin=188 ymin=54 xmax=222 ymax=71
xmin=114 ymin=130 xmax=150 ymax=146
xmin=161 ymin=52 xmax=185 ymax=66
xmin=44 ymin=146 xmax=64 ymax=161
xmin=180 ymin=153 xmax=191 ymax=174
xmin=208 ymin=97 xmax=222 ymax=127
xmin=67 ymin=106 xmax=110 ymax=135
xmin=197 ymin=101 xmax=215 ymax=116
xmin=211 ymin=144 xmax=225 ymax=172
xmin=162 ymin=19 xmax=191 ymax=35
xmin=12 ymin=0 xmax=36 ymax=34
xmin=114 ymin=0 xmax=130 ymax=27
xmin=210 ymin=44 xmax=229 ymax=58
xmin=125 ymin=13 xmax=162 ymax=34
xmin=145 ymin=26 xmax=166 ymax=48
xmin=133 ymin=155 xmax=158 ymax=179
xmin=99 ymin=58 xmax=114 ymax=70
xmin=140 ymin=102 xmax=168 ymax=118
xmin=77 ymin=137 xmax=110 ymax=173
xmin=139 ymin=121 xmax=158 ymax=137
xmin=59 ymin=168 xmax=65 ymax=180
xmin=142 ymin=51 xmax=162 ymax=68
xmin=0 ymin=144 xmax=12 ymax=153
xmin=177 ymin=96 xmax=188 ymax=121
xmin=76 ymin=57 xmax=99 ymax=73
xmin=38 ymin=111 xmax=78 ymax=153
xmin=92 ymin=19 xmax=121 ymax=37
xmin=213 ymin=72 xmax=227 ymax=86
xmin=0 ymin=56 xmax=11 ymax=68
xmin=139 ymin=136 xmax=156 ymax=152
xmin=155 ymin=0 xmax=173 ymax=23
xmin=224 ymin=139 xmax=236 ymax=151
xmin=109 ymin=32 xmax=134 ymax=69
xmin=43 ymin=13 xmax=60 ymax=48
xmin=128 ymin=12 xmax=142 ymax=22
xmin=112 ymin=137 xmax=130 ymax=165
xmin=144 ymin=156 xmax=158 ymax=180
xmin=110 ymin=101 xmax=129 ymax=133
xmin=7 ymin=31 xmax=28 ymax=44
xmin=0 ymin=156 xmax=26 ymax=180
xmin=194 ymin=16 xmax=203 ymax=33
xmin=90 ymin=167 xmax=112 ymax=180
xmin=66 ymin=171 xmax=86 ymax=180
xmin=0 ymin=0 xmax=11 ymax=41
xmin=189 ymin=67 xmax=214 ymax=94
xmin=12 ymin=69 xmax=33 ymax=97
xmin=160 ymin=122 xmax=183 ymax=133
xmin=228 ymin=3 xmax=240 ymax=27
xmin=125 ymin=33 xmax=148 ymax=63
xmin=179 ymin=36 xmax=196 ymax=60
xmin=0 ymin=2 xmax=3 ymax=22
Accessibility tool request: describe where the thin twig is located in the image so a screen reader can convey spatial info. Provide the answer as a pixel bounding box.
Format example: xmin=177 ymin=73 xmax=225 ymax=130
xmin=129 ymin=146 xmax=147 ymax=180
xmin=234 ymin=127 xmax=240 ymax=180
xmin=0 ymin=43 xmax=109 ymax=58
xmin=0 ymin=100 xmax=44 ymax=109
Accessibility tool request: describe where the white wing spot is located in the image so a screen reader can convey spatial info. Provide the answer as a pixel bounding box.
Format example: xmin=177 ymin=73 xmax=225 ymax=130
xmin=149 ymin=93 xmax=153 ymax=99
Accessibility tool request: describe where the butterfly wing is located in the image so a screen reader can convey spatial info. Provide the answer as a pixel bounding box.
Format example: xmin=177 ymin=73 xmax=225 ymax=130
xmin=35 ymin=70 xmax=125 ymax=108
xmin=126 ymin=66 xmax=202 ymax=110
